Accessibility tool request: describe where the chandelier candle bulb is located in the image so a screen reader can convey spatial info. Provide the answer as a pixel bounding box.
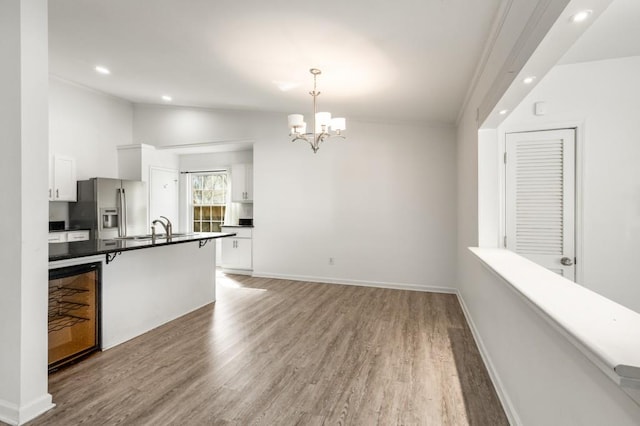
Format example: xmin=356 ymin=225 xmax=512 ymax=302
xmin=316 ymin=112 xmax=332 ymax=127
xmin=331 ymin=117 xmax=346 ymax=131
xmin=288 ymin=114 xmax=304 ymax=129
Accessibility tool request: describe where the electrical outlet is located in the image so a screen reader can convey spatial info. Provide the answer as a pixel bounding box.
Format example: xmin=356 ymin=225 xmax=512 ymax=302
xmin=329 ymin=257 xmax=334 ymax=266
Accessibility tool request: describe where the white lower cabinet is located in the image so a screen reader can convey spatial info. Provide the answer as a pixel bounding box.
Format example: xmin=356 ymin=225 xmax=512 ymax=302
xmin=48 ymin=232 xmax=67 ymax=243
xmin=66 ymin=230 xmax=90 ymax=242
xmin=220 ymin=226 xmax=252 ymax=274
xmin=48 ymin=230 xmax=90 ymax=244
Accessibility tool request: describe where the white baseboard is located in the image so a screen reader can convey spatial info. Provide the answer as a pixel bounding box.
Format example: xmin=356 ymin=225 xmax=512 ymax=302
xmin=250 ymin=271 xmax=457 ymax=294
xmin=221 ymin=267 xmax=252 ymax=276
xmin=0 ymin=393 xmax=54 ymax=426
xmin=455 ymin=291 xmax=521 ymax=426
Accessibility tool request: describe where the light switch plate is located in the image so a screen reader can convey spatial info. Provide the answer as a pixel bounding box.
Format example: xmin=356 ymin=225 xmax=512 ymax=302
xmin=534 ymin=102 xmax=547 ymax=116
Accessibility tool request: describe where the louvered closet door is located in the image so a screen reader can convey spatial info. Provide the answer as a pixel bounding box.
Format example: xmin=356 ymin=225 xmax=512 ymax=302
xmin=505 ymin=129 xmax=575 ymax=280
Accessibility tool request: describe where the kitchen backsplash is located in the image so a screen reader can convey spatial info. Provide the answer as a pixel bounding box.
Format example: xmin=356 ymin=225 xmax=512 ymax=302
xmin=49 ymin=202 xmax=69 ymax=223
xmin=238 ymin=203 xmax=253 ymax=219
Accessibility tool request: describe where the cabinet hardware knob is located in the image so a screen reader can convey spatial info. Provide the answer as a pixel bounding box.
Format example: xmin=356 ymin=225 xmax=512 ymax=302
xmin=560 ymin=257 xmax=574 ymax=266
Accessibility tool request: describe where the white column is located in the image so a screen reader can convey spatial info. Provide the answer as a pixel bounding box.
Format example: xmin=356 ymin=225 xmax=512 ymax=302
xmin=0 ymin=0 xmax=53 ymax=424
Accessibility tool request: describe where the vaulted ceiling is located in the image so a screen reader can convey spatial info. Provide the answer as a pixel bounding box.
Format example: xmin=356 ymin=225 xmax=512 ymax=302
xmin=48 ymin=0 xmax=502 ymax=124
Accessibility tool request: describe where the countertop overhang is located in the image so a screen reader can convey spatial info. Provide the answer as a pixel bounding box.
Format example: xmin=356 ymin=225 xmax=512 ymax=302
xmin=49 ymin=232 xmax=236 ymax=262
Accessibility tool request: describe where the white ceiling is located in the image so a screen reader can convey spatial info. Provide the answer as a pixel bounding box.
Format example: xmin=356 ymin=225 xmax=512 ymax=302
xmin=560 ymin=0 xmax=640 ymax=64
xmin=48 ymin=0 xmax=502 ymax=124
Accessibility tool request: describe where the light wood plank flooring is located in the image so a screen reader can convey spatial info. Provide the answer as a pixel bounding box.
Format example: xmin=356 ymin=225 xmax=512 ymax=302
xmin=27 ymin=274 xmax=508 ymax=425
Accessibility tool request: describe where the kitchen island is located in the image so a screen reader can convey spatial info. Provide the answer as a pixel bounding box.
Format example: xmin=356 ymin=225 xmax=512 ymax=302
xmin=49 ymin=232 xmax=235 ymax=349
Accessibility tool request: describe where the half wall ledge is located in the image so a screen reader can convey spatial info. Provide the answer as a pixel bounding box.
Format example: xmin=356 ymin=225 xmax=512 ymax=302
xmin=469 ymin=247 xmax=640 ymax=405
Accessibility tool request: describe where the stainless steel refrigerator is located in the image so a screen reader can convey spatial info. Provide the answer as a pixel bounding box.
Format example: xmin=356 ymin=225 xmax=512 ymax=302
xmin=70 ymin=178 xmax=148 ymax=239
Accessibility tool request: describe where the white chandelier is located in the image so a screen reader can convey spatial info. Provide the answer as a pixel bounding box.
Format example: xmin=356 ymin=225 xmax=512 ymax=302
xmin=287 ymin=68 xmax=346 ymax=153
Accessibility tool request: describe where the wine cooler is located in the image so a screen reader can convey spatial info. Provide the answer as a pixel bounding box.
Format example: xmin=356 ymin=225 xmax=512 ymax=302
xmin=48 ymin=262 xmax=101 ymax=372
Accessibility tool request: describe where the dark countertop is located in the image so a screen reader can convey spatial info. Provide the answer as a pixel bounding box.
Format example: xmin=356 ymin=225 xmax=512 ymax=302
xmin=220 ymin=225 xmax=254 ymax=228
xmin=49 ymin=232 xmax=236 ymax=262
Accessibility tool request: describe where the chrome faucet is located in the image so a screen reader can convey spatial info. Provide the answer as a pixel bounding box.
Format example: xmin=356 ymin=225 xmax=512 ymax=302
xmin=152 ymin=216 xmax=173 ymax=238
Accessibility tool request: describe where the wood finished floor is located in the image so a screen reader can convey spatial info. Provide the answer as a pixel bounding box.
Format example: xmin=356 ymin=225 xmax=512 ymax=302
xmin=27 ymin=273 xmax=508 ymax=426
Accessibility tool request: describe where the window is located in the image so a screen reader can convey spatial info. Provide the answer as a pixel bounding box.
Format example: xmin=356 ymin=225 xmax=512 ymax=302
xmin=191 ymin=172 xmax=227 ymax=232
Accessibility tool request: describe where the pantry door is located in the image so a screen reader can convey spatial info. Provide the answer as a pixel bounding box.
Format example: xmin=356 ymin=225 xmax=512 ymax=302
xmin=505 ymin=129 xmax=576 ymax=280
xmin=149 ymin=167 xmax=179 ymax=226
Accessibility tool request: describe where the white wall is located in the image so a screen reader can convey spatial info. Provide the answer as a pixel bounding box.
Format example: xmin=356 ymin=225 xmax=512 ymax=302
xmin=133 ymin=104 xmax=257 ymax=146
xmin=180 ymin=150 xmax=253 ymax=170
xmin=49 ymin=76 xmax=133 ymax=180
xmin=133 ymin=104 xmax=458 ymax=290
xmin=500 ymin=56 xmax=640 ymax=314
xmin=254 ymin=119 xmax=457 ymax=289
xmin=117 ymin=144 xmax=180 ymax=182
xmin=464 ymin=256 xmax=640 ymax=425
xmin=477 ymin=128 xmax=500 ymax=248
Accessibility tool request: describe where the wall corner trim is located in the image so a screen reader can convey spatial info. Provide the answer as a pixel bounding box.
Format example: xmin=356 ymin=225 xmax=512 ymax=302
xmin=0 ymin=393 xmax=54 ymax=426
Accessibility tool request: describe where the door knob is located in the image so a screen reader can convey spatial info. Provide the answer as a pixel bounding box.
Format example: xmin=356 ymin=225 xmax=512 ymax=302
xmin=561 ymin=257 xmax=574 ymax=266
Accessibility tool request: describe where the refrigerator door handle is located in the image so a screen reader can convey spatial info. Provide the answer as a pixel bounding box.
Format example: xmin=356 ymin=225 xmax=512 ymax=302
xmin=116 ymin=188 xmax=123 ymax=237
xmin=122 ymin=188 xmax=128 ymax=236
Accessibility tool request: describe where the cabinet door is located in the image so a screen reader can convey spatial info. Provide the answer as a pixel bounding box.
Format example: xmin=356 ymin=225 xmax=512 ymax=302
xmin=231 ymin=164 xmax=253 ymax=202
xmin=221 ymin=238 xmax=237 ymax=266
xmin=221 ymin=238 xmax=252 ymax=269
xmin=48 ymin=157 xmax=54 ymax=201
xmin=53 ymin=155 xmax=77 ymax=201
xmin=244 ymin=164 xmax=253 ymax=202
xmin=234 ymin=238 xmax=252 ymax=268
xmin=231 ymin=164 xmax=246 ymax=202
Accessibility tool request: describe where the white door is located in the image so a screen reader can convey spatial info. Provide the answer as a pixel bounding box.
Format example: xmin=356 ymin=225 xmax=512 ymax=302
xmin=505 ymin=129 xmax=576 ymax=280
xmin=149 ymin=167 xmax=179 ymax=227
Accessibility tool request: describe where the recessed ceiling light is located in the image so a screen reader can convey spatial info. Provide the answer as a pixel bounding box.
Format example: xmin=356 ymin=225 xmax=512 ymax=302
xmin=95 ymin=65 xmax=110 ymax=75
xmin=571 ymin=10 xmax=593 ymax=23
xmin=499 ymin=109 xmax=508 ymax=115
xmin=273 ymin=81 xmax=300 ymax=92
xmin=523 ymin=76 xmax=536 ymax=84
xmin=161 ymin=95 xmax=173 ymax=102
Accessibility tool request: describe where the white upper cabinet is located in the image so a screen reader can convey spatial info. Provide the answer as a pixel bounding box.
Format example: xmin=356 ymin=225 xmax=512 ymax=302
xmin=231 ymin=163 xmax=253 ymax=203
xmin=50 ymin=155 xmax=77 ymax=201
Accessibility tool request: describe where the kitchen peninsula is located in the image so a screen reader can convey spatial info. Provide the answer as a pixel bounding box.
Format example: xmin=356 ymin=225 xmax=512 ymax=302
xmin=49 ymin=232 xmax=234 ymax=350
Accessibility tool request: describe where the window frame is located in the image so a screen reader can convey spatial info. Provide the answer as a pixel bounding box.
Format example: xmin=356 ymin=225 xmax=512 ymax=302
xmin=188 ymin=170 xmax=229 ymax=233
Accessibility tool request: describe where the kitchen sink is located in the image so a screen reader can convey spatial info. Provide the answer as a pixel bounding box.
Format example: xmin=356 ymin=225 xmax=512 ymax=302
xmin=114 ymin=235 xmax=153 ymax=241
